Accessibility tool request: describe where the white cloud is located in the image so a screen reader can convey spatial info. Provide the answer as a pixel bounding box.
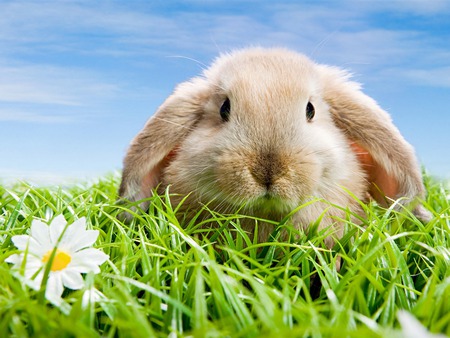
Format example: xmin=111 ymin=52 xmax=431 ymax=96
xmin=0 ymin=168 xmax=115 ymax=186
xmin=404 ymin=67 xmax=450 ymax=88
xmin=0 ymin=110 xmax=75 ymax=123
xmin=0 ymin=1 xmax=448 ymax=119
xmin=355 ymin=0 xmax=450 ymax=15
xmin=0 ymin=61 xmax=120 ymax=106
xmin=0 ymin=170 xmax=75 ymax=186
xmin=0 ymin=1 xmax=197 ymax=56
xmin=0 ymin=1 xmax=447 ymax=69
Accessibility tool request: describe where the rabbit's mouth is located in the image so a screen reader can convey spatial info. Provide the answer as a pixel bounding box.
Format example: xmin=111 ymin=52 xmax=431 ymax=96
xmin=243 ymin=192 xmax=299 ymax=216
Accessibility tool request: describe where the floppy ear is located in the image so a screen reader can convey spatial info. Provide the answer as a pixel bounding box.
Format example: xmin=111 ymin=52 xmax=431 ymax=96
xmin=119 ymin=77 xmax=209 ymax=208
xmin=318 ymin=65 xmax=431 ymax=222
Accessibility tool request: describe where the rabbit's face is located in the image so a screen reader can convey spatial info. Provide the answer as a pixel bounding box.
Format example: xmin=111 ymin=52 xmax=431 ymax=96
xmin=120 ymin=47 xmax=430 ymax=233
xmin=162 ymin=49 xmax=361 ymax=215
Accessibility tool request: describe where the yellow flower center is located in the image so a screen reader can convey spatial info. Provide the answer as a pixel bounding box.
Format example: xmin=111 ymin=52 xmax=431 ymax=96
xmin=42 ymin=249 xmax=72 ymax=271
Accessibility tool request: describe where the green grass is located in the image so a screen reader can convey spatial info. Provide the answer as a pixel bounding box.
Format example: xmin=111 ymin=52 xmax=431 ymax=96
xmin=0 ymin=173 xmax=449 ymax=337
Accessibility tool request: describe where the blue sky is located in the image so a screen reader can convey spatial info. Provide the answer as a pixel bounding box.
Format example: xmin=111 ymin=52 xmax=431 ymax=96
xmin=1 ymin=0 xmax=450 ymax=185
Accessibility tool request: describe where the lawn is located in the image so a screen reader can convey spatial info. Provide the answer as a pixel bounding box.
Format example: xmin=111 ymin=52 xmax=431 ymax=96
xmin=0 ymin=173 xmax=449 ymax=337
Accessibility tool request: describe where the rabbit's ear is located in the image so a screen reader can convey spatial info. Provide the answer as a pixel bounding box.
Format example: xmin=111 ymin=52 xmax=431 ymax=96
xmin=119 ymin=78 xmax=209 ymax=206
xmin=318 ymin=65 xmax=431 ymax=222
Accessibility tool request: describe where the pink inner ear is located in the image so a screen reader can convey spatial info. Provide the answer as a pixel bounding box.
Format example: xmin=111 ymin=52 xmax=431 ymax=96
xmin=140 ymin=148 xmax=179 ymax=195
xmin=350 ymin=142 xmax=399 ymax=205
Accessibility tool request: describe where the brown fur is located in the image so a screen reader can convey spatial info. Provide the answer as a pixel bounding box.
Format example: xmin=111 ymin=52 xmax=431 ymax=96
xmin=119 ymin=48 xmax=431 ymax=246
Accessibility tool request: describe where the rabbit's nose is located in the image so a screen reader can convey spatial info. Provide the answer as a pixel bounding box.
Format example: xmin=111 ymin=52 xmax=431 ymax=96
xmin=250 ymin=166 xmax=273 ymax=189
xmin=249 ymin=151 xmax=282 ymax=190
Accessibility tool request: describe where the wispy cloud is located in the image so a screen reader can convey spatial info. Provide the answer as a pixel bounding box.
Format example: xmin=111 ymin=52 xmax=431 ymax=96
xmin=0 ymin=168 xmax=112 ymax=186
xmin=0 ymin=57 xmax=123 ymax=123
xmin=0 ymin=1 xmax=202 ymax=56
xmin=0 ymin=1 xmax=447 ymax=124
xmin=0 ymin=61 xmax=120 ymax=106
xmin=353 ymin=0 xmax=450 ymax=15
xmin=0 ymin=110 xmax=75 ymax=123
xmin=1 ymin=1 xmax=448 ymax=70
xmin=404 ymin=67 xmax=450 ymax=88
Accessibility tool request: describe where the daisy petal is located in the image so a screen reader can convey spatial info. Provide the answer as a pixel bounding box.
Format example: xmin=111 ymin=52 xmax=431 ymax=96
xmin=69 ymin=248 xmax=108 ymax=273
xmin=24 ymin=271 xmax=43 ymax=290
xmin=61 ymin=269 xmax=84 ymax=290
xmin=47 ymin=294 xmax=63 ymax=307
xmin=69 ymin=260 xmax=101 ymax=274
xmin=11 ymin=235 xmax=31 ymax=250
xmin=30 ymin=220 xmax=52 ymax=248
xmin=9 ymin=269 xmax=42 ymax=291
xmin=59 ymin=217 xmax=86 ymax=247
xmin=70 ymin=217 xmax=87 ymax=232
xmin=82 ymin=287 xmax=106 ymax=308
xmin=5 ymin=253 xmax=22 ymax=264
xmin=8 ymin=253 xmax=43 ymax=278
xmin=49 ymin=215 xmax=68 ymax=245
xmin=72 ymin=248 xmax=109 ymax=265
xmin=12 ymin=235 xmax=47 ymax=257
xmin=22 ymin=256 xmax=44 ymax=273
xmin=46 ymin=273 xmax=64 ymax=300
xmin=18 ymin=256 xmax=45 ymax=289
xmin=66 ymin=230 xmax=100 ymax=252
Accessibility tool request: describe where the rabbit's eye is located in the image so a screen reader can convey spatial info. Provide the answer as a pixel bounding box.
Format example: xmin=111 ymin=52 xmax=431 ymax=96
xmin=306 ymin=102 xmax=315 ymax=121
xmin=220 ymin=98 xmax=231 ymax=122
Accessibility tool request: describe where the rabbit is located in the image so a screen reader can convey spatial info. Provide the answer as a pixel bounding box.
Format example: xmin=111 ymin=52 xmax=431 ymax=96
xmin=119 ymin=47 xmax=431 ymax=247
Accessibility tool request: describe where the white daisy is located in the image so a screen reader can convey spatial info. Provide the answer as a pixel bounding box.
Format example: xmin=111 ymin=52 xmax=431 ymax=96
xmin=82 ymin=285 xmax=107 ymax=309
xmin=398 ymin=310 xmax=447 ymax=338
xmin=6 ymin=215 xmax=109 ymax=305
